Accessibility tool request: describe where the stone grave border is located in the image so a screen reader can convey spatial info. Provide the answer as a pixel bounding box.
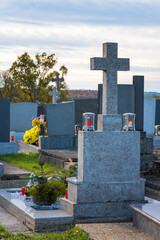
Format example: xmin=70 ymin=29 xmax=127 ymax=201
xmin=0 ymin=188 xmax=74 ymax=232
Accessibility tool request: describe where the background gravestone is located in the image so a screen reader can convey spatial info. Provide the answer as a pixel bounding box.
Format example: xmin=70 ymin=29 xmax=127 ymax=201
xmin=118 ymin=84 xmax=135 ymax=114
xmin=0 ymin=99 xmax=10 ymax=142
xmin=10 ymin=102 xmax=37 ymax=132
xmin=155 ymin=99 xmax=160 ymax=125
xmin=74 ymin=99 xmax=98 ymax=129
xmin=144 ymin=97 xmax=156 ymax=137
xmin=98 ymin=75 xmax=144 ymax=132
xmin=40 ymin=101 xmax=75 ymax=149
xmin=46 ymin=101 xmax=75 ymax=136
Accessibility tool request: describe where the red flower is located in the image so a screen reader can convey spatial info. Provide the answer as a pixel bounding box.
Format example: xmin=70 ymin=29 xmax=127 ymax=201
xmin=36 ymin=142 xmax=39 ymax=147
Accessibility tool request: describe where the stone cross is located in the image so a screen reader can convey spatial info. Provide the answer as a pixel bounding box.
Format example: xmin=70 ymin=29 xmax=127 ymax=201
xmin=90 ymin=42 xmax=130 ymax=115
xmin=50 ymin=72 xmax=64 ymax=91
xmin=49 ymin=87 xmax=60 ymax=104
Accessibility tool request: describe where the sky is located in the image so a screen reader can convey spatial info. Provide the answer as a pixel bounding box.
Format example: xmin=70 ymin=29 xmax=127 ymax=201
xmin=0 ymin=0 xmax=160 ymax=92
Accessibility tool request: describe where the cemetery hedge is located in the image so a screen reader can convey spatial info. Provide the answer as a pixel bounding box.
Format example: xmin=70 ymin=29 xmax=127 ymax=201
xmin=0 ymin=225 xmax=92 ymax=240
xmin=0 ymin=153 xmax=68 ymax=178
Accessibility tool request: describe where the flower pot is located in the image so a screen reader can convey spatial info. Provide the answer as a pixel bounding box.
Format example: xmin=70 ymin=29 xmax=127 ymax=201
xmin=32 ymin=195 xmax=52 ymax=205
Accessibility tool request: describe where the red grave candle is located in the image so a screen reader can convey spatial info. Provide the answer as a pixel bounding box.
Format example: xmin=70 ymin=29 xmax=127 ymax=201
xmin=87 ymin=120 xmax=91 ymax=127
xmin=128 ymin=120 xmax=132 ymax=127
xmin=11 ymin=136 xmax=14 ymax=142
xmin=22 ymin=187 xmax=25 ymax=195
xmin=65 ymin=190 xmax=68 ymax=199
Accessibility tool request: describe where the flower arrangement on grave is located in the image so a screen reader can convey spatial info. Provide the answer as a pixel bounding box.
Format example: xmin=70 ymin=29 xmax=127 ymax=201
xmin=23 ymin=115 xmax=47 ymax=145
xmin=28 ymin=177 xmax=66 ymax=205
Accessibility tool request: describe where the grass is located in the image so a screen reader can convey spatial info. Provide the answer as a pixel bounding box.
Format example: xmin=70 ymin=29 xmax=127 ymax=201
xmin=0 ymin=225 xmax=92 ymax=240
xmin=0 ymin=153 xmax=69 ymax=178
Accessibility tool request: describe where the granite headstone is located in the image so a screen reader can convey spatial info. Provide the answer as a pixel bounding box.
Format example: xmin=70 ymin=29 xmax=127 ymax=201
xmin=144 ymin=97 xmax=156 ymax=137
xmin=0 ymin=99 xmax=10 ymax=142
xmin=46 ymin=101 xmax=75 ymax=136
xmin=155 ymin=99 xmax=160 ymax=125
xmin=10 ymin=102 xmax=38 ymax=132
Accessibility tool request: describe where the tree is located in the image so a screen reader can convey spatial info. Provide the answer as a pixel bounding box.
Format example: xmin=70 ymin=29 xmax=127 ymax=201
xmin=0 ymin=52 xmax=69 ymax=104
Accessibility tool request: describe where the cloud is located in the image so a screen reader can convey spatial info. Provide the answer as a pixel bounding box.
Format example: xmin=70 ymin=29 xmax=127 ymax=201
xmin=0 ymin=1 xmax=160 ymax=91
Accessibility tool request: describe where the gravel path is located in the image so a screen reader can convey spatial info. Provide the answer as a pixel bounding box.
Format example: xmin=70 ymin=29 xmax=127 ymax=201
xmin=78 ymin=223 xmax=153 ymax=240
xmin=0 ymin=205 xmax=153 ymax=239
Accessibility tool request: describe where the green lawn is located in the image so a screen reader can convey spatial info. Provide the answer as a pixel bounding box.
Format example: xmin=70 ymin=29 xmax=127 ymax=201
xmin=0 ymin=225 xmax=92 ymax=240
xmin=0 ymin=153 xmax=69 ymax=178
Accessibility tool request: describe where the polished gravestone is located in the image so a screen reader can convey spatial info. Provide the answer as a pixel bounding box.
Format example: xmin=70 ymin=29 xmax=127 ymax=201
xmin=61 ymin=42 xmax=145 ymax=222
xmin=0 ymin=99 xmax=17 ymax=154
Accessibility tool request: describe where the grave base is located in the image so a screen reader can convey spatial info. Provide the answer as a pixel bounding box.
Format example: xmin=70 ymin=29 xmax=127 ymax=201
xmin=61 ymin=177 xmax=145 ymax=221
xmin=39 ymin=135 xmax=77 ymax=150
xmin=153 ymin=136 xmax=160 ymax=148
xmin=0 ymin=142 xmax=18 ymax=155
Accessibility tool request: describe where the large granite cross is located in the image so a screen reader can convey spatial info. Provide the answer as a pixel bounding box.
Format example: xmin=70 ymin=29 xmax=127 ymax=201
xmin=90 ymin=42 xmax=130 ymax=115
xmin=50 ymin=72 xmax=64 ymax=91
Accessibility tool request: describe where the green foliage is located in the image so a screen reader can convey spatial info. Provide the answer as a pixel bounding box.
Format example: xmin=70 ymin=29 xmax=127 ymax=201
xmin=0 ymin=52 xmax=69 ymax=104
xmin=28 ymin=180 xmax=66 ymax=205
xmin=0 ymin=153 xmax=68 ymax=178
xmin=0 ymin=225 xmax=92 ymax=240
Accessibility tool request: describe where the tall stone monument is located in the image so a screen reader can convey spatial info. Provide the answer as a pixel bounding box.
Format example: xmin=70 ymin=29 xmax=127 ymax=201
xmin=61 ymin=42 xmax=145 ymax=222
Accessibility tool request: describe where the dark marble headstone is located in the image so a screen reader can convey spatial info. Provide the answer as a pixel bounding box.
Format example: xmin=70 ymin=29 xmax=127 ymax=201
xmin=38 ymin=106 xmax=46 ymax=119
xmin=74 ymin=99 xmax=98 ymax=129
xmin=133 ymin=76 xmax=144 ymax=131
xmin=98 ymin=76 xmax=144 ymax=132
xmin=0 ymin=99 xmax=10 ymax=142
xmin=98 ymin=84 xmax=135 ymax=115
xmin=118 ymin=85 xmax=135 ymax=114
xmin=155 ymin=100 xmax=160 ymax=125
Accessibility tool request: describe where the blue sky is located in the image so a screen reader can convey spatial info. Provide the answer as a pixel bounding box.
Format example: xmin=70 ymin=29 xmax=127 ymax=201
xmin=0 ymin=0 xmax=160 ymax=91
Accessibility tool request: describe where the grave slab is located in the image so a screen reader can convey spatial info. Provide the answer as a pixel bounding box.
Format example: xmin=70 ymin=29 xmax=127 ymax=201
xmin=0 ymin=143 xmax=18 ymax=155
xmin=0 ymin=189 xmax=74 ymax=232
xmin=131 ymin=203 xmax=160 ymax=240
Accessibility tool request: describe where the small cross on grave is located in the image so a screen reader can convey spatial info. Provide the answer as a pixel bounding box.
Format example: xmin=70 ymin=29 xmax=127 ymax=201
xmin=90 ymin=43 xmax=130 ymax=115
xmin=50 ymin=72 xmax=64 ymax=92
xmin=49 ymin=87 xmax=60 ymax=104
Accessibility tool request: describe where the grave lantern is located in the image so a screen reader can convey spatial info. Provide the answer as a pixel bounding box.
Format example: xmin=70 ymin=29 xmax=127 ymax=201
xmin=82 ymin=112 xmax=95 ymax=131
xmin=123 ymin=113 xmax=135 ymax=131
xmin=155 ymin=125 xmax=160 ymax=136
xmin=10 ymin=131 xmax=15 ymax=142
xmin=75 ymin=125 xmax=81 ymax=134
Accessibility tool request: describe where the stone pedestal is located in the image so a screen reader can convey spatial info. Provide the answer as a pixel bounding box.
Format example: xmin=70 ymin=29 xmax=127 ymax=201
xmin=98 ymin=114 xmax=122 ymax=131
xmin=61 ymin=130 xmax=145 ymax=222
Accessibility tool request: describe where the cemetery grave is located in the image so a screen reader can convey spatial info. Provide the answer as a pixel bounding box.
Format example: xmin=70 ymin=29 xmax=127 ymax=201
xmin=0 ymin=42 xmax=160 ymax=240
